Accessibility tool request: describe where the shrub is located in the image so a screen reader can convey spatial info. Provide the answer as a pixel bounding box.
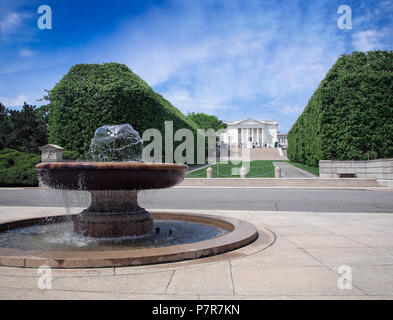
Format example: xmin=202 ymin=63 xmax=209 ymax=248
xmin=0 ymin=148 xmax=41 ymax=187
xmin=48 ymin=63 xmax=199 ymax=162
xmin=62 ymin=150 xmax=82 ymax=160
xmin=287 ymin=51 xmax=393 ymax=166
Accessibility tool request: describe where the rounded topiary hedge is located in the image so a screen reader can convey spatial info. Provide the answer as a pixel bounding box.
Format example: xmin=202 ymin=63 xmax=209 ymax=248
xmin=287 ymin=50 xmax=393 ymax=167
xmin=48 ymin=63 xmax=199 ymax=161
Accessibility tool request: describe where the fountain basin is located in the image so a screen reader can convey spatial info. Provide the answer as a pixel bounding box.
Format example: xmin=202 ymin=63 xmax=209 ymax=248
xmin=0 ymin=211 xmax=264 ymax=268
xmin=36 ymin=162 xmax=188 ymax=190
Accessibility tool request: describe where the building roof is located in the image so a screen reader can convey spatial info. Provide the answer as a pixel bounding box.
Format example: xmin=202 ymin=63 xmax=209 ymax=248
xmin=39 ymin=144 xmax=64 ymax=151
xmin=225 ymin=118 xmax=278 ymax=126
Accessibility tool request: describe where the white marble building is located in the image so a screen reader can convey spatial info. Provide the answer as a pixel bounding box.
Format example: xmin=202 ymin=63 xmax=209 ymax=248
xmin=219 ymin=118 xmax=279 ymax=148
xmin=277 ymin=133 xmax=288 ymax=148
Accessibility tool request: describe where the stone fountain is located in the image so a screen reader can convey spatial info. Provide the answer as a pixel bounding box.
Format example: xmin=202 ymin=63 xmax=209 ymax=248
xmin=0 ymin=124 xmax=263 ymax=269
xmin=36 ymin=124 xmax=187 ymax=237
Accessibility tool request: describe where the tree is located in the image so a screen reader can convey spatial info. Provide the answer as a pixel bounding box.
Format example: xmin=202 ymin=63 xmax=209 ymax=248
xmin=4 ymin=103 xmax=48 ymax=154
xmin=0 ymin=102 xmax=10 ymax=150
xmin=186 ymin=112 xmax=227 ymax=131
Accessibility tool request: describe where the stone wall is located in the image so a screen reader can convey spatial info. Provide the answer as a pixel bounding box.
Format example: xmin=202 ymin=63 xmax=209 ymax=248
xmin=319 ymin=159 xmax=393 ymax=180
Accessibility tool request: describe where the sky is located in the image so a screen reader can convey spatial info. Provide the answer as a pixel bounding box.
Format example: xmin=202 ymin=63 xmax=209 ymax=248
xmin=0 ymin=0 xmax=392 ymax=132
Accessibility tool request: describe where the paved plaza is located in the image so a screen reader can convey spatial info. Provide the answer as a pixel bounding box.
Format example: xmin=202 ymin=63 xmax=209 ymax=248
xmin=0 ymin=188 xmax=393 ymax=299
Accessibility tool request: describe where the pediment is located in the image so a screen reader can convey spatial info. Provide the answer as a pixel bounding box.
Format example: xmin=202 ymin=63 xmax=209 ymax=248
xmin=240 ymin=118 xmax=262 ymax=125
xmin=39 ymin=144 xmax=64 ymax=151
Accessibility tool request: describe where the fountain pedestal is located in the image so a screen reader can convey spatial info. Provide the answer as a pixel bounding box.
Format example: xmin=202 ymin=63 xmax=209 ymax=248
xmin=74 ymin=190 xmax=153 ymax=237
xmin=36 ymin=161 xmax=188 ymax=238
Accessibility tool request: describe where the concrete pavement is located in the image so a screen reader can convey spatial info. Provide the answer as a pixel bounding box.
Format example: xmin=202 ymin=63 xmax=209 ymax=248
xmin=1 ymin=188 xmax=392 ymax=213
xmin=0 ymin=206 xmax=393 ymax=299
xmin=273 ymin=162 xmax=316 ymax=178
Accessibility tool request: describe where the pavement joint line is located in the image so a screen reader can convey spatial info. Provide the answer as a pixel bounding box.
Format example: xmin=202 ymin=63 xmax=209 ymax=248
xmin=165 ymin=270 xmax=175 ymax=293
xmin=1 ymin=282 xmax=375 ymax=298
xmin=0 ymin=285 xmax=203 ymax=297
xmin=229 ymin=260 xmax=235 ymax=296
xmin=275 ymin=213 xmax=364 ymax=284
xmin=302 ymin=221 xmax=393 ymax=257
xmin=282 ymin=234 xmax=368 ymax=295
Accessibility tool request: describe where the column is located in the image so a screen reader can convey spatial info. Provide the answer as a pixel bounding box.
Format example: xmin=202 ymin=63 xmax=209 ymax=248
xmin=257 ymin=128 xmax=259 ymax=146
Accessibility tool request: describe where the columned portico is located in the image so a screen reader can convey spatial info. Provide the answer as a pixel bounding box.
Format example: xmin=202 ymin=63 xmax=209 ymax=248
xmin=220 ymin=118 xmax=279 ymax=148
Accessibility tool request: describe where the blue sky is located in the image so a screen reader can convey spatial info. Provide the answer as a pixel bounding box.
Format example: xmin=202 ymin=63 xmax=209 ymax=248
xmin=1 ymin=0 xmax=392 ymax=132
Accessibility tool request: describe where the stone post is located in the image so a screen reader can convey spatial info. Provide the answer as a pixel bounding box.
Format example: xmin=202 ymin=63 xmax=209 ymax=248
xmin=275 ymin=166 xmax=281 ymax=178
xmin=206 ymin=167 xmax=213 ymax=178
xmin=39 ymin=144 xmax=64 ymax=162
xmin=240 ymin=166 xmax=247 ymax=178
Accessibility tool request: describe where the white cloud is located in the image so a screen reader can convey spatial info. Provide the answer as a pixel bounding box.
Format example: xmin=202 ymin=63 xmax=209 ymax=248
xmin=352 ymin=30 xmax=384 ymax=51
xmin=18 ymin=48 xmax=35 ymax=57
xmin=280 ymin=105 xmax=303 ymax=115
xmin=0 ymin=12 xmax=22 ymax=34
xmin=100 ymin=0 xmax=343 ymax=119
xmin=0 ymin=94 xmax=28 ymax=107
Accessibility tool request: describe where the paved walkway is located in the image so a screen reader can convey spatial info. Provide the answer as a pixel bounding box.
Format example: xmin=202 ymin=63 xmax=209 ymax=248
xmin=273 ymin=162 xmax=316 ymax=178
xmin=0 ymin=206 xmax=393 ymax=299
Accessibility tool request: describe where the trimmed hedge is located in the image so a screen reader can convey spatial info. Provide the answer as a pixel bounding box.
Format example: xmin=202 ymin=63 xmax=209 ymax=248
xmin=0 ymin=148 xmax=41 ymax=187
xmin=287 ymin=51 xmax=393 ymax=167
xmin=48 ymin=63 xmax=199 ymax=161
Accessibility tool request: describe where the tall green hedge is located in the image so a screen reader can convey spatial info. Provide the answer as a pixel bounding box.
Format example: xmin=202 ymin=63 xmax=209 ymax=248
xmin=0 ymin=148 xmax=41 ymax=187
xmin=48 ymin=63 xmax=199 ymax=161
xmin=287 ymin=51 xmax=393 ymax=167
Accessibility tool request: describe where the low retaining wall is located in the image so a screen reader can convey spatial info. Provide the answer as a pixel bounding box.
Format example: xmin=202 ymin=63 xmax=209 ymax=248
xmin=319 ymin=159 xmax=393 ymax=180
xmin=179 ymin=178 xmax=380 ymax=188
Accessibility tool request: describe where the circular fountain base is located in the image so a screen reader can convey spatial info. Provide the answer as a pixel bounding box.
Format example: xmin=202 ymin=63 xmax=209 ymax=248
xmin=0 ymin=212 xmax=269 ymax=268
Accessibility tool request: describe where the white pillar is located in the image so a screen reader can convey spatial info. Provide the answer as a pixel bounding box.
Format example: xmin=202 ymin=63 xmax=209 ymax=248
xmin=207 ymin=167 xmax=213 ymax=178
xmin=257 ymin=128 xmax=259 ymax=145
xmin=240 ymin=166 xmax=247 ymax=178
xmin=275 ymin=166 xmax=281 ymax=178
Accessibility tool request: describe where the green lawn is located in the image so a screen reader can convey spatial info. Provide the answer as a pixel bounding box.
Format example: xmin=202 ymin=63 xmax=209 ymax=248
xmin=186 ymin=160 xmax=276 ymax=178
xmin=288 ymin=161 xmax=319 ymax=176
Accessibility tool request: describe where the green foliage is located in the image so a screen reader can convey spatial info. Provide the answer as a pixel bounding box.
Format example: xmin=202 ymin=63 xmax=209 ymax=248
xmin=186 ymin=112 xmax=227 ymax=132
xmin=0 ymin=103 xmax=10 ymax=150
xmin=0 ymin=102 xmax=48 ymax=154
xmin=288 ymin=51 xmax=393 ymax=166
xmin=48 ymin=63 xmax=199 ymax=161
xmin=62 ymin=150 xmax=82 ymax=160
xmin=0 ymin=148 xmax=41 ymax=187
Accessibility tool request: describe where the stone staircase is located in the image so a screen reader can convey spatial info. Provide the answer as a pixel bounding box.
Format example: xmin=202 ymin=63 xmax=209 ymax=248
xmin=231 ymin=148 xmax=288 ymax=160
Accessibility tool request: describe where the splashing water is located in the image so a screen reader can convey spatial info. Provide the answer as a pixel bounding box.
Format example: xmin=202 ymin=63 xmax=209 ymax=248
xmin=88 ymin=124 xmax=143 ymax=162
